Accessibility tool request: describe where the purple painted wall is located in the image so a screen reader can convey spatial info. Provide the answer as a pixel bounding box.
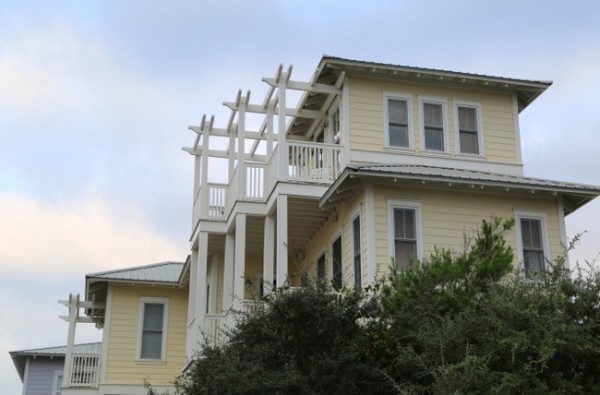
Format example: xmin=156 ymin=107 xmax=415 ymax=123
xmin=24 ymin=357 xmax=64 ymax=395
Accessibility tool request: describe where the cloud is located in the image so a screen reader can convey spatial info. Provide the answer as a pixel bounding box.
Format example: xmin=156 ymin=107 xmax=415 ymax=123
xmin=0 ymin=191 xmax=187 ymax=275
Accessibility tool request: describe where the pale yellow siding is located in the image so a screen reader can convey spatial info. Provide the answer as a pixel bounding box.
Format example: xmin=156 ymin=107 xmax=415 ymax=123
xmin=348 ymin=77 xmax=518 ymax=164
xmin=374 ymin=185 xmax=562 ymax=277
xmin=105 ymin=284 xmax=188 ymax=385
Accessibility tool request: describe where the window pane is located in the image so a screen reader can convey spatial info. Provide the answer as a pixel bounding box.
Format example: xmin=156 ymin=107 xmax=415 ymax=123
xmin=389 ymin=99 xmax=407 ymax=123
xmin=524 ymin=250 xmax=544 ymax=276
xmin=394 ymin=208 xmax=415 ymax=239
xmin=332 ymin=237 xmax=342 ymax=290
xmin=424 ymin=103 xmax=442 ymax=128
xmin=141 ymin=332 xmax=162 ymax=359
xmin=317 ymin=254 xmax=326 ymax=281
xmin=459 ymin=107 xmax=476 ymax=130
xmin=395 ymin=241 xmax=416 ymax=270
xmin=521 ymin=219 xmax=542 ymax=249
xmin=143 ymin=304 xmax=164 ymax=331
xmin=460 ymin=131 xmax=479 ymax=154
xmin=425 ymin=128 xmax=443 ymax=151
xmin=389 ymin=125 xmax=408 ymax=147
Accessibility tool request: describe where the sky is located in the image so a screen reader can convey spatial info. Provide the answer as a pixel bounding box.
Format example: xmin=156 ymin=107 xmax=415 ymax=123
xmin=2 ymin=0 xmax=600 ymax=393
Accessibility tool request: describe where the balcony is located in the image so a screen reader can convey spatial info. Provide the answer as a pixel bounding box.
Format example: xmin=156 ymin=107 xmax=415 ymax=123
xmin=193 ymin=141 xmax=342 ymax=223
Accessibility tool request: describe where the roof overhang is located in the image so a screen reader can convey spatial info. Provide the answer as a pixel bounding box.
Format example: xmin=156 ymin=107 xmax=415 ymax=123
xmin=315 ymin=55 xmax=552 ymax=112
xmin=320 ymin=165 xmax=600 ymax=216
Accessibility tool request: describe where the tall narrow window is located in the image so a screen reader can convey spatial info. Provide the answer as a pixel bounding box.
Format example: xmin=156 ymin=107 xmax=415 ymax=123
xmin=317 ymin=253 xmax=326 ymax=282
xmin=393 ymin=208 xmax=417 ymax=269
xmin=387 ymin=98 xmax=410 ymax=148
xmin=53 ymin=370 xmax=63 ymax=395
xmin=457 ymin=105 xmax=480 ymax=154
xmin=139 ymin=299 xmax=167 ymax=360
xmin=520 ymin=218 xmax=545 ymax=277
xmin=332 ymin=235 xmax=342 ymax=290
xmin=423 ymin=102 xmax=444 ymax=151
xmin=352 ymin=215 xmax=362 ymax=287
xmin=330 ymin=107 xmax=341 ymax=144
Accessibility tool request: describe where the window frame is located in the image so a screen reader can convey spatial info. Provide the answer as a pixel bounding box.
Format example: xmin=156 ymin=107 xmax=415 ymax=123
xmin=53 ymin=369 xmax=63 ymax=395
xmin=384 ymin=92 xmax=413 ymax=150
xmin=352 ymin=209 xmax=362 ymax=287
xmin=419 ymin=96 xmax=449 ymax=153
xmin=454 ymin=100 xmax=484 ymax=156
xmin=515 ymin=210 xmax=550 ymax=278
xmin=387 ymin=200 xmax=423 ymax=268
xmin=137 ymin=297 xmax=169 ymax=362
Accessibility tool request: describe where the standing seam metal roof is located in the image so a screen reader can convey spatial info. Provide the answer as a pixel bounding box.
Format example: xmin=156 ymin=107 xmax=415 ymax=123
xmin=86 ymin=261 xmax=184 ymax=283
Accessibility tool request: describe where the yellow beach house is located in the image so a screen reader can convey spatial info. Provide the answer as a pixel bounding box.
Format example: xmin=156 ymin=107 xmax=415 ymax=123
xmin=54 ymin=56 xmax=600 ymax=394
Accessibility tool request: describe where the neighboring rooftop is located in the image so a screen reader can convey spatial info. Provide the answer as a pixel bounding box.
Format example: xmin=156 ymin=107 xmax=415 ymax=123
xmin=10 ymin=342 xmax=102 ymax=381
xmin=86 ymin=261 xmax=184 ymax=284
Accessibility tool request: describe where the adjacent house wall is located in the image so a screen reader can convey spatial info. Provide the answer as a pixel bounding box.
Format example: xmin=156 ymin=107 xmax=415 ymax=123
xmin=22 ymin=357 xmax=63 ymax=395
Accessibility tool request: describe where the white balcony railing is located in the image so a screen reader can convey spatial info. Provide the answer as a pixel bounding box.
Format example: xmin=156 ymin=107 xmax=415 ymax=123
xmin=204 ymin=314 xmax=227 ymax=347
xmin=196 ymin=141 xmax=343 ymax=221
xmin=68 ymin=353 xmax=100 ymax=387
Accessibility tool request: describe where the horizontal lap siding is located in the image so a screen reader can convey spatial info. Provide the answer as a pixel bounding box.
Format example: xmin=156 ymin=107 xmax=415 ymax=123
xmin=348 ymin=77 xmax=518 ymax=164
xmin=374 ymin=185 xmax=562 ymax=277
xmin=105 ymin=285 xmax=188 ymax=385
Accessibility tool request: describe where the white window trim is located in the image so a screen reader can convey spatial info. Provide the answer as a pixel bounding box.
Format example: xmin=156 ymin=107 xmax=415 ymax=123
xmin=454 ymin=100 xmax=484 ymax=157
xmin=53 ymin=369 xmax=63 ymax=395
xmin=351 ymin=206 xmax=362 ymax=287
xmin=515 ymin=210 xmax=550 ymax=274
xmin=383 ymin=92 xmax=413 ymax=150
xmin=387 ymin=200 xmax=423 ymax=265
xmin=419 ymin=96 xmax=449 ymax=153
xmin=137 ymin=297 xmax=169 ymax=362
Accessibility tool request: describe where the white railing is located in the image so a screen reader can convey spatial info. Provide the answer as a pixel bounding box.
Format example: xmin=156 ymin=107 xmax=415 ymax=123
xmin=68 ymin=353 xmax=100 ymax=387
xmin=246 ymin=163 xmax=265 ymax=199
xmin=207 ymin=183 xmax=227 ymax=219
xmin=287 ymin=142 xmax=342 ymax=182
xmin=204 ymin=314 xmax=227 ymax=347
xmin=194 ymin=141 xmax=343 ymax=223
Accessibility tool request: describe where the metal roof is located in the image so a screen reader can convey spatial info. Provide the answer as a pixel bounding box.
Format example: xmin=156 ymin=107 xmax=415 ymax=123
xmin=320 ymin=164 xmax=600 ymax=214
xmin=10 ymin=342 xmax=102 ymax=382
xmin=86 ymin=261 xmax=184 ymax=284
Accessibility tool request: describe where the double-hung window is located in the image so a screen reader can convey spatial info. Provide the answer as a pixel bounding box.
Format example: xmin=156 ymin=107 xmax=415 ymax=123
xmin=456 ymin=102 xmax=482 ymax=155
xmin=421 ymin=99 xmax=447 ymax=152
xmin=389 ymin=200 xmax=422 ymax=270
xmin=352 ymin=214 xmax=362 ymax=287
xmin=139 ymin=297 xmax=168 ymax=360
xmin=385 ymin=93 xmax=412 ymax=148
xmin=516 ymin=211 xmax=548 ymax=278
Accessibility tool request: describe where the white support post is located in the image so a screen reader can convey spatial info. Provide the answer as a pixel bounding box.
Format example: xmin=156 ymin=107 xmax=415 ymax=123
xmin=222 ymin=232 xmax=235 ymax=311
xmin=266 ymin=100 xmax=274 ymax=158
xmin=186 ymin=249 xmax=198 ymax=356
xmin=276 ymin=195 xmax=288 ymax=287
xmin=277 ymin=73 xmax=288 ymax=180
xmin=195 ymin=232 xmax=209 ymax=348
xmin=63 ymin=293 xmax=79 ymax=387
xmin=234 ymin=214 xmax=247 ymax=309
xmin=209 ymin=253 xmax=219 ymax=314
xmin=228 ymin=124 xmax=235 ymax=182
xmin=200 ymin=127 xmax=210 ymax=218
xmin=237 ymin=94 xmax=247 ymax=199
xmin=263 ymin=214 xmax=275 ymax=292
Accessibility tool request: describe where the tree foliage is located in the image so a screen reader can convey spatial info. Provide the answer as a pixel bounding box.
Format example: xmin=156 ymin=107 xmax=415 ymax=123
xmin=152 ymin=219 xmax=600 ymax=394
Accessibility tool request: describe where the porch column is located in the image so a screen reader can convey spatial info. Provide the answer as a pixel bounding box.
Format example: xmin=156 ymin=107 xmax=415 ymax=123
xmin=62 ymin=293 xmax=79 ymax=386
xmin=266 ymin=100 xmax=274 ymax=157
xmin=263 ymin=214 xmax=275 ymax=291
xmin=209 ymin=253 xmax=219 ymax=314
xmin=195 ymin=232 xmax=209 ymax=347
xmin=276 ymin=195 xmax=288 ymax=287
xmin=186 ymin=250 xmax=198 ymax=357
xmin=222 ymin=232 xmax=235 ymax=311
xmin=200 ymin=125 xmax=210 ymax=218
xmin=234 ymin=213 xmax=247 ymax=309
xmin=237 ymin=93 xmax=247 ymax=199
